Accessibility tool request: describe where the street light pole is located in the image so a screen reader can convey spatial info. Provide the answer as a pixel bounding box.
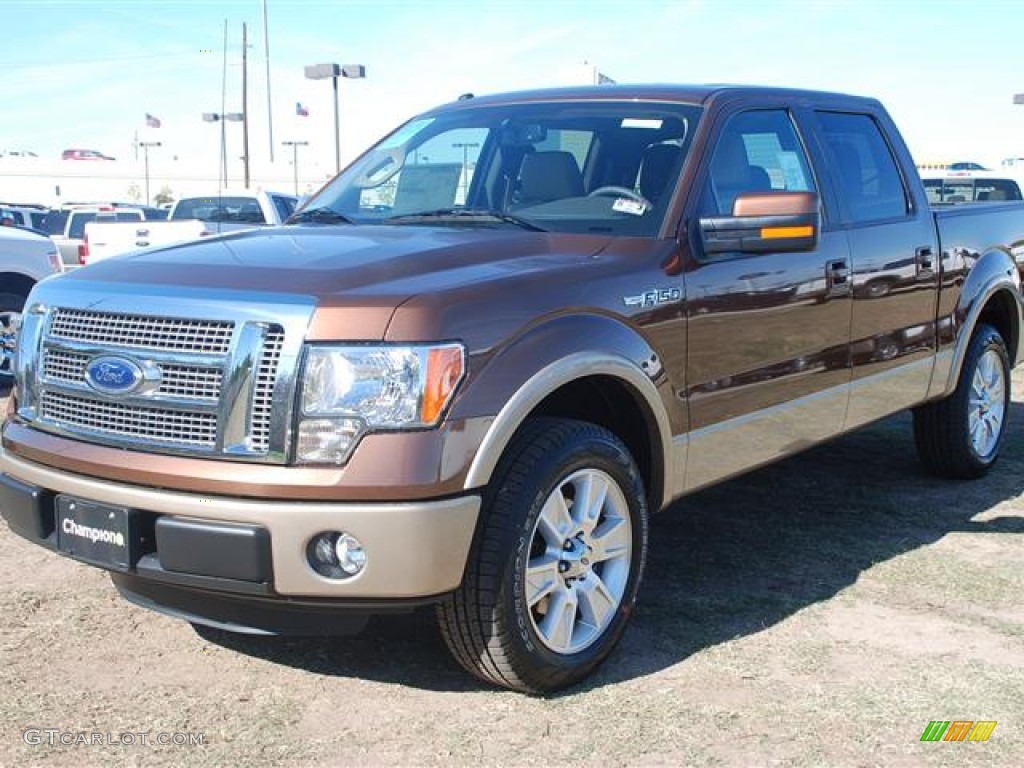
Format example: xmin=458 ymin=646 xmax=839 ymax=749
xmin=451 ymin=142 xmax=480 ymax=199
xmin=139 ymin=141 xmax=161 ymax=206
xmin=202 ymin=112 xmax=244 ymax=188
xmin=282 ymin=140 xmax=308 ymax=195
xmin=304 ymin=62 xmax=366 ymax=175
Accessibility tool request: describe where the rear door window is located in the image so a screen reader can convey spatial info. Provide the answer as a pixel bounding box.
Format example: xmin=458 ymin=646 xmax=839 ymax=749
xmin=816 ymin=111 xmax=909 ymax=223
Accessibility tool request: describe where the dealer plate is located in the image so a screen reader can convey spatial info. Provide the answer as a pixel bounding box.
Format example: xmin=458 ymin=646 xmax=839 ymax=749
xmin=55 ymin=495 xmax=132 ymax=570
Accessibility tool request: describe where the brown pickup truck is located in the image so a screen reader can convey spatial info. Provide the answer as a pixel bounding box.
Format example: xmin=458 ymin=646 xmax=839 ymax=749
xmin=2 ymin=85 xmax=1023 ymax=694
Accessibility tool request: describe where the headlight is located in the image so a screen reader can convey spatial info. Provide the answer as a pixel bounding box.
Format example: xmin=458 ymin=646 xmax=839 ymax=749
xmin=296 ymin=343 xmax=464 ymax=464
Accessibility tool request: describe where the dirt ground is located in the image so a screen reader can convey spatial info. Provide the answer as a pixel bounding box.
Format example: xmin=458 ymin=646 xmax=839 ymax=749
xmin=0 ymin=375 xmax=1021 ymax=768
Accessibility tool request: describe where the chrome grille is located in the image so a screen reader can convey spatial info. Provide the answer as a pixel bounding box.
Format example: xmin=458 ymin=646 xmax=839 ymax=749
xmin=40 ymin=391 xmax=217 ymax=447
xmin=42 ymin=349 xmax=223 ymax=401
xmin=250 ymin=328 xmax=284 ymax=452
xmin=49 ymin=308 xmax=234 ymax=354
xmin=42 ymin=349 xmax=84 ymax=383
xmin=157 ymin=365 xmax=223 ymax=401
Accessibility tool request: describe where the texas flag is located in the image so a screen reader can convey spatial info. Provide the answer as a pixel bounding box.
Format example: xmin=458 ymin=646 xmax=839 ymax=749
xmin=145 ymin=113 xmax=161 ymax=128
xmin=296 ymin=102 xmax=309 ymax=117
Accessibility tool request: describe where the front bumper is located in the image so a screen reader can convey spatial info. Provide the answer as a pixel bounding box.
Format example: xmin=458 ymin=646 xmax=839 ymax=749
xmin=0 ymin=446 xmax=480 ymax=605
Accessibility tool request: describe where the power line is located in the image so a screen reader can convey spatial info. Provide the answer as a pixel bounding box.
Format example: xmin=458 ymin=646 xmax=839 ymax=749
xmin=2 ymin=50 xmax=206 ymax=71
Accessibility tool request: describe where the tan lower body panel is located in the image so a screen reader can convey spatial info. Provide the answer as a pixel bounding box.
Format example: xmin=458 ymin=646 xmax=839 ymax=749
xmin=0 ymin=447 xmax=480 ymax=599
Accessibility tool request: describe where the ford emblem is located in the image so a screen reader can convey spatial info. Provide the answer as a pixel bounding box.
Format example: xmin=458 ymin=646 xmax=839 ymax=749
xmin=84 ymin=356 xmax=144 ymax=395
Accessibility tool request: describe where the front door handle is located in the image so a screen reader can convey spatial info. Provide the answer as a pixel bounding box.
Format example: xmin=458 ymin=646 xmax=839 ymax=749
xmin=826 ymin=259 xmax=850 ymax=296
xmin=916 ymin=245 xmax=935 ymax=277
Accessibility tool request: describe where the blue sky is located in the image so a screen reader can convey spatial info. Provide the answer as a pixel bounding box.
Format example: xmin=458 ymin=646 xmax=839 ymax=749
xmin=3 ymin=0 xmax=1024 ymax=180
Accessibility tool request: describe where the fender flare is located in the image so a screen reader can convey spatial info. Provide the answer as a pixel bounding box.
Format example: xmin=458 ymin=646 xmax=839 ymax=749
xmin=459 ymin=317 xmax=678 ymax=511
xmin=943 ymin=249 xmax=1023 ymax=395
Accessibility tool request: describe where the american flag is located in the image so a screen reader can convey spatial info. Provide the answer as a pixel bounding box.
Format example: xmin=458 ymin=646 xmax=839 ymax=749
xmin=145 ymin=113 xmax=161 ymax=128
xmin=296 ymin=102 xmax=309 ymax=117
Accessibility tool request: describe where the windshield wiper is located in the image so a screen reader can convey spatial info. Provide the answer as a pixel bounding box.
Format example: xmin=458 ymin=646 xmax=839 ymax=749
xmin=286 ymin=207 xmax=354 ymax=225
xmin=383 ymin=208 xmax=546 ymax=232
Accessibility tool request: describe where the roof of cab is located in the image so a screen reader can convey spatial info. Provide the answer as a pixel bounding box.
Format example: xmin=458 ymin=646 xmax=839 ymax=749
xmin=428 ymin=83 xmax=882 ymax=111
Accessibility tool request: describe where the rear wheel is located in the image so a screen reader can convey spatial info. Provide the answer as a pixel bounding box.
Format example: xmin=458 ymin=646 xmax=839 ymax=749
xmin=913 ymin=323 xmax=1010 ymax=478
xmin=0 ymin=290 xmax=27 ymax=386
xmin=439 ymin=418 xmax=648 ymax=693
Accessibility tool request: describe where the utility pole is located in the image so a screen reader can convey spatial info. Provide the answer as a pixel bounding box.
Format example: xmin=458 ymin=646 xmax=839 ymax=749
xmin=282 ymin=140 xmax=308 ymax=195
xmin=242 ymin=22 xmax=251 ymax=189
xmin=220 ymin=19 xmax=228 ymax=188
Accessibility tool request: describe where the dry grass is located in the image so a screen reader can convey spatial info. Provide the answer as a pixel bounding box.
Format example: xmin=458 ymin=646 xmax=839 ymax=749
xmin=0 ymin=374 xmax=1021 ymax=767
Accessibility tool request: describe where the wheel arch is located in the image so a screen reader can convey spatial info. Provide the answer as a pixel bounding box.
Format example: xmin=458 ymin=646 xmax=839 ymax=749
xmin=943 ymin=249 xmax=1023 ymax=395
xmin=0 ymin=273 xmax=36 ymax=302
xmin=459 ymin=317 xmax=678 ymax=512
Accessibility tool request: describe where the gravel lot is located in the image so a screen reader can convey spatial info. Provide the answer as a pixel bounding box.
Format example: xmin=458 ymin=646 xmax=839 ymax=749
xmin=0 ymin=379 xmax=1021 ymax=767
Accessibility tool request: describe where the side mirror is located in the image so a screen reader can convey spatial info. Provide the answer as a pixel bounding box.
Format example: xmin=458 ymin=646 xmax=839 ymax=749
xmin=700 ymin=191 xmax=819 ymax=255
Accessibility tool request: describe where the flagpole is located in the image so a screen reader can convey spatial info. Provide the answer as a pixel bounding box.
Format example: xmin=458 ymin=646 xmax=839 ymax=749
xmin=263 ymin=0 xmax=274 ymax=163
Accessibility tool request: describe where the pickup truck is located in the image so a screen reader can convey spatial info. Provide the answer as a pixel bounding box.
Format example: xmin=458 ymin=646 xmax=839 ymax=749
xmin=921 ymin=169 xmax=1024 ymax=204
xmin=43 ymin=206 xmax=145 ymax=267
xmin=0 ymin=225 xmax=63 ymax=384
xmin=77 ymin=192 xmax=300 ymax=264
xmin=80 ymin=219 xmax=209 ymax=266
xmin=2 ymin=85 xmax=1022 ymax=694
xmin=168 ymin=191 xmax=298 ymax=232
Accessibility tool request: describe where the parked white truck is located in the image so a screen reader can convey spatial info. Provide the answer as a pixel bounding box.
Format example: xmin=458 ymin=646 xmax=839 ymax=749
xmin=80 ymin=191 xmax=299 ymax=265
xmin=81 ymin=219 xmax=209 ymax=266
xmin=44 ymin=206 xmax=145 ymax=267
xmin=0 ymin=225 xmax=63 ymax=383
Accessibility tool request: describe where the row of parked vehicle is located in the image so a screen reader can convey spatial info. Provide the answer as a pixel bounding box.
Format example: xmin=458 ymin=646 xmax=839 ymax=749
xmin=1 ymin=190 xmax=299 ymax=385
xmin=2 ymin=190 xmax=299 ymax=267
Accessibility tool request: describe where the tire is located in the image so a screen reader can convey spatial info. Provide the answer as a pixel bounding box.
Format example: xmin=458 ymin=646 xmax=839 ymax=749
xmin=0 ymin=290 xmax=27 ymax=386
xmin=438 ymin=417 xmax=648 ymax=694
xmin=913 ymin=323 xmax=1010 ymax=479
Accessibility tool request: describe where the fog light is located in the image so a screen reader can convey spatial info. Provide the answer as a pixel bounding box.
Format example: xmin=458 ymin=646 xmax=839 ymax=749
xmin=307 ymin=531 xmax=367 ymax=579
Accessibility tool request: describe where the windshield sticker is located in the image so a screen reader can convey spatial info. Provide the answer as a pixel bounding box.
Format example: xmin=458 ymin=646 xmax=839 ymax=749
xmin=612 ymin=197 xmax=649 ymax=216
xmin=379 ymin=118 xmax=435 ymax=149
xmin=621 ymin=118 xmax=664 ymax=130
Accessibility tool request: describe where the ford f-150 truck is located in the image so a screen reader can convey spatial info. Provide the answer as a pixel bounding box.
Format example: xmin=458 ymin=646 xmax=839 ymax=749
xmin=2 ymin=85 xmax=1022 ymax=694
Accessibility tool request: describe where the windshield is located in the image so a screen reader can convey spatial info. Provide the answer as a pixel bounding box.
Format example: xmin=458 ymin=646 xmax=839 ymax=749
xmin=300 ymin=100 xmax=702 ymax=236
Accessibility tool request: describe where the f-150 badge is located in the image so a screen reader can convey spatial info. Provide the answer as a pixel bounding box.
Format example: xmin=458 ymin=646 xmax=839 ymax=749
xmin=623 ymin=287 xmax=682 ymax=308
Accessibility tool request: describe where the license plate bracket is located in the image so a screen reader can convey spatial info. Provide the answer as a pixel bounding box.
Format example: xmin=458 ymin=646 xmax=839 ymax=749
xmin=55 ymin=496 xmax=136 ymax=570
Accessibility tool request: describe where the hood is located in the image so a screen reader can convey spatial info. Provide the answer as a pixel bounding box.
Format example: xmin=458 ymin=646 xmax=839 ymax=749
xmin=67 ymin=224 xmax=609 ymax=301
xmin=55 ymin=224 xmax=613 ymax=341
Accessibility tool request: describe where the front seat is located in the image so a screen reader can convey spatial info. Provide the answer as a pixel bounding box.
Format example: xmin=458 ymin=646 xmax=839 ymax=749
xmin=710 ymin=131 xmax=772 ymax=214
xmin=514 ymin=151 xmax=584 ymax=206
xmin=637 ymin=143 xmax=682 ymax=203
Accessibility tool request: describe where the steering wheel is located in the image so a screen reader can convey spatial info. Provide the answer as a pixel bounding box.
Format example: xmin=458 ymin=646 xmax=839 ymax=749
xmin=587 ymin=186 xmax=652 ymax=209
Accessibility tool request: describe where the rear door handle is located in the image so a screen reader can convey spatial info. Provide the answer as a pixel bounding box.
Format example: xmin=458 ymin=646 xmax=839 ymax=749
xmin=826 ymin=259 xmax=850 ymax=296
xmin=916 ymin=245 xmax=935 ymax=276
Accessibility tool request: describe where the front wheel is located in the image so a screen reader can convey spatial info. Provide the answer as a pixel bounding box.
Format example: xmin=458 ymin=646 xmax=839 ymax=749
xmin=439 ymin=418 xmax=648 ymax=693
xmin=913 ymin=323 xmax=1011 ymax=478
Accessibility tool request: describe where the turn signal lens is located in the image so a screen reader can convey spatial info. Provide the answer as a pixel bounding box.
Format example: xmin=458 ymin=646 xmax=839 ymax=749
xmin=422 ymin=346 xmax=464 ymax=424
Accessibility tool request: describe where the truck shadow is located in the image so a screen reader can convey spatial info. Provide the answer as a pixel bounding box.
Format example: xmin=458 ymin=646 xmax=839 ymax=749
xmin=196 ymin=405 xmax=1024 ymax=694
